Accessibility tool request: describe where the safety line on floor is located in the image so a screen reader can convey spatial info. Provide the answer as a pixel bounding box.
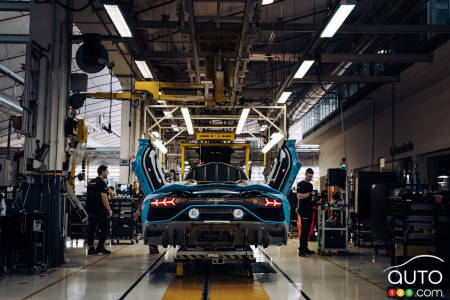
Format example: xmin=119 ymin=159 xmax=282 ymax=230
xmin=202 ymin=268 xmax=210 ymax=300
xmin=118 ymin=251 xmax=167 ymax=300
xmin=319 ymin=256 xmax=386 ymax=291
xmin=21 ymin=245 xmax=130 ymax=300
xmin=259 ymin=248 xmax=312 ymax=300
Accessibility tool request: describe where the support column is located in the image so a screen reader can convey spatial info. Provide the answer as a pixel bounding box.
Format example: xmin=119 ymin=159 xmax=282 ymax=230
xmin=245 ymin=145 xmax=250 ymax=176
xmin=120 ymin=101 xmax=131 ymax=183
xmin=22 ymin=1 xmax=72 ymax=267
xmin=24 ymin=1 xmax=71 ymax=171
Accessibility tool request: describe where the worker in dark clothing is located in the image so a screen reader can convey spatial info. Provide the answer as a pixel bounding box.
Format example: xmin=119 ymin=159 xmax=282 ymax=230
xmin=296 ymin=168 xmax=316 ymax=256
xmin=132 ymin=180 xmax=160 ymax=255
xmin=107 ymin=186 xmax=115 ymax=199
xmin=86 ymin=165 xmax=112 ymax=255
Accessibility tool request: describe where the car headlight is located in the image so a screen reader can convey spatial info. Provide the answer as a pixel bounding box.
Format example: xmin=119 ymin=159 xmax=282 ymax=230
xmin=233 ymin=208 xmax=244 ymax=220
xmin=188 ymin=208 xmax=200 ymax=220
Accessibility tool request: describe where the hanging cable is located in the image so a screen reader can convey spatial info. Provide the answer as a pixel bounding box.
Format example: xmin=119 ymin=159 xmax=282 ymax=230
xmin=371 ymin=98 xmax=375 ymax=171
xmin=109 ymin=68 xmax=113 ymax=132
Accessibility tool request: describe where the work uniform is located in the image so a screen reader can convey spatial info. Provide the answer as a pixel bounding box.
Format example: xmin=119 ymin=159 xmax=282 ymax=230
xmin=297 ymin=180 xmax=313 ymax=252
xmin=86 ymin=177 xmax=109 ymax=248
xmin=133 ymin=187 xmax=159 ymax=254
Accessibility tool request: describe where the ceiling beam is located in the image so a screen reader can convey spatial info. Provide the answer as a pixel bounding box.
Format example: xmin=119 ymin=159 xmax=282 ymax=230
xmin=232 ymin=0 xmax=254 ymax=102
xmin=186 ymin=0 xmax=201 ymax=83
xmin=134 ymin=21 xmax=450 ymax=34
xmin=319 ymin=53 xmax=433 ymax=63
xmin=294 ymin=75 xmax=400 ymax=84
xmin=0 ymin=1 xmax=29 ymax=11
xmin=140 ymin=51 xmax=432 ymax=64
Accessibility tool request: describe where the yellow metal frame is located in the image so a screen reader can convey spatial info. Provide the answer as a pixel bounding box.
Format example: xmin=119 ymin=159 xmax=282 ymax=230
xmin=195 ymin=132 xmax=235 ymax=141
xmin=85 ymin=92 xmax=141 ymax=101
xmin=180 ymin=142 xmax=250 ymax=179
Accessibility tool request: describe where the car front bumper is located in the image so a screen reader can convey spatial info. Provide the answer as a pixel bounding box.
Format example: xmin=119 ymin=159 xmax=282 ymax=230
xmin=143 ymin=220 xmax=288 ymax=248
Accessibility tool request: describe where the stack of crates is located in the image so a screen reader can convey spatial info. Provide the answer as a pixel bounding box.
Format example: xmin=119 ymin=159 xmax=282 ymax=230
xmin=109 ymin=195 xmax=138 ymax=244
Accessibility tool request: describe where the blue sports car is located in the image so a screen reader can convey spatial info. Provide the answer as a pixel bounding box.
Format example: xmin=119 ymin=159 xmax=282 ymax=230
xmin=132 ymin=139 xmax=301 ymax=249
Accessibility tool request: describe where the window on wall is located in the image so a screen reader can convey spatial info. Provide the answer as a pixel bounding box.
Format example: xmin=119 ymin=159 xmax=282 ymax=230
xmin=301 ymin=93 xmax=339 ymax=135
xmin=428 ymin=0 xmax=450 ymax=24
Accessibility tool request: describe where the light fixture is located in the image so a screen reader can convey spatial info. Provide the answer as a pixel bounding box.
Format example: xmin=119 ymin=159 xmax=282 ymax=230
xmin=320 ymin=1 xmax=356 ymax=38
xmin=151 ymin=131 xmax=160 ymax=138
xmin=261 ymin=132 xmax=284 ymax=154
xmin=181 ymin=107 xmax=194 ymax=135
xmin=233 ymin=209 xmax=244 ymax=220
xmin=163 ymin=111 xmax=173 ymax=119
xmin=153 ymin=139 xmax=168 ymax=154
xmin=171 ymin=124 xmax=180 ymax=132
xmin=294 ymin=60 xmax=315 ymax=79
xmin=103 ymin=4 xmax=132 ymax=38
xmin=188 ymin=208 xmax=200 ymax=220
xmin=262 ymin=0 xmax=274 ymax=5
xmin=135 ymin=60 xmax=153 ymax=79
xmin=259 ymin=124 xmax=268 ymax=132
xmin=277 ymin=91 xmax=292 ymax=104
xmin=236 ymin=108 xmax=250 ymax=134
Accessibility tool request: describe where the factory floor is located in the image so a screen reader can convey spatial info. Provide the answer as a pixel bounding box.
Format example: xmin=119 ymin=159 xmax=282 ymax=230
xmin=0 ymin=239 xmax=390 ymax=300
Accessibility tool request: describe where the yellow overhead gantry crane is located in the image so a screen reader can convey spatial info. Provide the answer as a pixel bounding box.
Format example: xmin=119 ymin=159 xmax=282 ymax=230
xmin=85 ymin=81 xmax=230 ymax=108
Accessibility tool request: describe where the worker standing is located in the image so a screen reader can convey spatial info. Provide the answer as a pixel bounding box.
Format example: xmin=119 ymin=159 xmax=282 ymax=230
xmin=296 ymin=168 xmax=316 ymax=256
xmin=132 ymin=180 xmax=160 ymax=255
xmin=86 ymin=165 xmax=112 ymax=255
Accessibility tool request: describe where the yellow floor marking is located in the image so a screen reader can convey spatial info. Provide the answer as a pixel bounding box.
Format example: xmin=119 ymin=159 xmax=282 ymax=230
xmin=21 ymin=245 xmax=129 ymax=300
xmin=209 ymin=274 xmax=271 ymax=300
xmin=161 ymin=275 xmax=204 ymax=300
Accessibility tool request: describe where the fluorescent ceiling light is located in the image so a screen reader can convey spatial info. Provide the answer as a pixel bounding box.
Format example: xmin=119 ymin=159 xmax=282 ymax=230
xmin=259 ymin=124 xmax=268 ymax=132
xmin=153 ymin=139 xmax=168 ymax=154
xmin=171 ymin=124 xmax=180 ymax=132
xmin=163 ymin=111 xmax=173 ymax=119
xmin=277 ymin=91 xmax=292 ymax=104
xmin=294 ymin=60 xmax=315 ymax=79
xmin=261 ymin=132 xmax=284 ymax=154
xmin=103 ymin=4 xmax=132 ymax=38
xmin=181 ymin=107 xmax=194 ymax=135
xmin=135 ymin=60 xmax=153 ymax=79
xmin=320 ymin=2 xmax=356 ymax=38
xmin=236 ymin=108 xmax=250 ymax=134
xmin=262 ymin=0 xmax=274 ymax=5
xmin=152 ymin=131 xmax=160 ymax=138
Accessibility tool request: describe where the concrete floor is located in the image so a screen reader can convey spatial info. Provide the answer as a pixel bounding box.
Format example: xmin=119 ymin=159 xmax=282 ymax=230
xmin=0 ymin=239 xmax=390 ymax=300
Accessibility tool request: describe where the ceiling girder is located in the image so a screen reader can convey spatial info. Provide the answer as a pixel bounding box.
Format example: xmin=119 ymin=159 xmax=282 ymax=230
xmin=134 ymin=21 xmax=450 ymax=34
xmin=140 ymin=51 xmax=433 ymax=64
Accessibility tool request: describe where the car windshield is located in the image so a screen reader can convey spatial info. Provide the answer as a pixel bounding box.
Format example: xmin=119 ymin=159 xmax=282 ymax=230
xmin=185 ymin=162 xmax=248 ymax=183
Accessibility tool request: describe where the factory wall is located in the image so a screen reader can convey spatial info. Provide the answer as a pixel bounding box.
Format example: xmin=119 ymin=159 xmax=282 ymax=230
xmin=304 ymin=40 xmax=450 ymax=182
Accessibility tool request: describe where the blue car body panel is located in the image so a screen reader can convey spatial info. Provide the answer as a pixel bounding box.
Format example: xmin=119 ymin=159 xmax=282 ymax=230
xmin=140 ymin=182 xmax=290 ymax=227
xmin=131 ymin=139 xmax=153 ymax=196
xmin=132 ymin=139 xmax=301 ymax=247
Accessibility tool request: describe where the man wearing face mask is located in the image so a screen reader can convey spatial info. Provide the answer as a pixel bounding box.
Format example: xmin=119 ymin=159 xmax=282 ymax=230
xmin=86 ymin=165 xmax=112 ymax=255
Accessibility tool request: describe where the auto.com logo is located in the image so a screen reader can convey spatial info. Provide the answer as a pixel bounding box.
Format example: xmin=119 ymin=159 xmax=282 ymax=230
xmin=384 ymin=255 xmax=445 ymax=298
